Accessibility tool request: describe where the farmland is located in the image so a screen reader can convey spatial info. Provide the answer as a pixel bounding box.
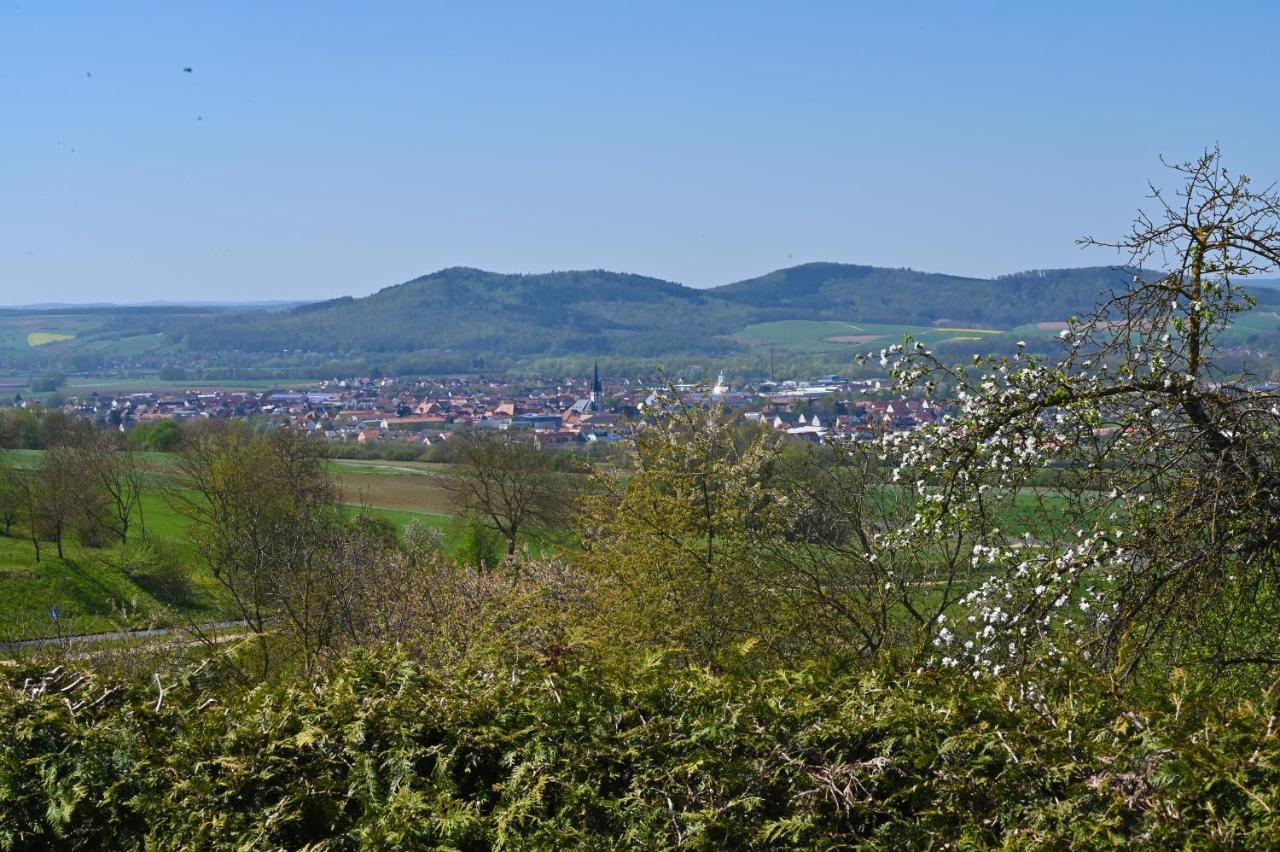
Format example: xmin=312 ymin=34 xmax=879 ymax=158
xmin=734 ymin=319 xmax=1011 ymax=352
xmin=63 ymin=376 xmax=332 ymax=394
xmin=27 ymin=332 xmax=75 ymax=347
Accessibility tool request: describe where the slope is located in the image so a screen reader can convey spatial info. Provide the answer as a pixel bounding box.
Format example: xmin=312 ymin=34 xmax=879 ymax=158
xmin=179 ymin=267 xmax=756 ymax=359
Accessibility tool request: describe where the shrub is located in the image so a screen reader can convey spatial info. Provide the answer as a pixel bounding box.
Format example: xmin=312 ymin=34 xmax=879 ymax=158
xmin=449 ymin=512 xmax=503 ymax=570
xmin=109 ymin=539 xmax=193 ymax=605
xmin=2 ymin=652 xmax=1279 ymax=848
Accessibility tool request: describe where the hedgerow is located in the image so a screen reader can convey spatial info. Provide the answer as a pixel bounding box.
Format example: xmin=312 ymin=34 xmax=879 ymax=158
xmin=3 ymin=651 xmax=1278 ymax=849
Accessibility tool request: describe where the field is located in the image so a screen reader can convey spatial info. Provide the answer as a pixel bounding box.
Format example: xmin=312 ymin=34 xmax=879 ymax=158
xmin=76 ymin=332 xmax=168 ymax=357
xmin=334 ymin=465 xmax=456 ymax=515
xmin=734 ymin=320 xmax=1009 ymax=352
xmin=0 ymin=314 xmax=102 ymax=352
xmin=0 ymin=491 xmax=225 ymax=642
xmin=734 ymin=308 xmax=1280 ymax=358
xmin=27 ymin=332 xmax=75 ymax=347
xmin=0 ymin=452 xmax=456 ymax=643
xmin=64 ymin=377 xmax=332 ymax=394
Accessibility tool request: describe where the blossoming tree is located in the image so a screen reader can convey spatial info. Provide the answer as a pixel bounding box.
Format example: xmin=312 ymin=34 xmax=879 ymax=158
xmin=877 ymin=148 xmax=1280 ymax=683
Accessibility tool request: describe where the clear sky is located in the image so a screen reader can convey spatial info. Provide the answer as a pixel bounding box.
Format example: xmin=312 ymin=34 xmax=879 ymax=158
xmin=2 ymin=2 xmax=1278 ymax=303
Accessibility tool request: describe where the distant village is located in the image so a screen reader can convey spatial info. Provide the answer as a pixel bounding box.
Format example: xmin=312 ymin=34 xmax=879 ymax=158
xmin=10 ymin=365 xmax=955 ymax=450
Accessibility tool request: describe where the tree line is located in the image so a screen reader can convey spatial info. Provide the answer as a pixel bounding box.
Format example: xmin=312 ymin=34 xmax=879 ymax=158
xmin=0 ymin=424 xmax=147 ymax=562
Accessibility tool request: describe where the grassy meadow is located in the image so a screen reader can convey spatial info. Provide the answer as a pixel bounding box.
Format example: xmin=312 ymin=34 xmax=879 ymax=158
xmin=63 ymin=377 xmax=332 ymax=394
xmin=0 ymin=452 xmax=456 ymax=642
xmin=734 ymin=320 xmax=1011 ymax=352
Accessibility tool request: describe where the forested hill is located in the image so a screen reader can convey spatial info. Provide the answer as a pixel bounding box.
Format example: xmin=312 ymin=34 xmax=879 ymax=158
xmin=173 ymin=263 xmax=1272 ymax=359
xmin=709 ymin=263 xmax=1143 ymax=326
xmin=179 ymin=267 xmax=756 ymax=358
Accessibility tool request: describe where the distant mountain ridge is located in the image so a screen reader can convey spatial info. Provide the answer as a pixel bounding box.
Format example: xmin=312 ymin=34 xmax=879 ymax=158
xmin=710 ymin=263 xmax=1149 ymax=326
xmin=179 ymin=266 xmax=756 ymax=358
xmin=174 ymin=263 xmax=1280 ymax=360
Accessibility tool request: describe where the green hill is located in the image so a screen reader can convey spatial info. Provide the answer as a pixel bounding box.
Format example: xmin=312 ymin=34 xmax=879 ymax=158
xmin=175 ymin=264 xmax=1176 ymax=359
xmin=7 ymin=264 xmax=1280 ymax=377
xmin=178 ymin=267 xmax=757 ymax=359
xmin=709 ymin=263 xmax=1147 ymax=327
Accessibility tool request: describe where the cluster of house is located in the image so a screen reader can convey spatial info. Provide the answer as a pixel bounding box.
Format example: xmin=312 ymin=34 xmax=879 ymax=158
xmin=745 ymin=395 xmax=945 ymax=441
xmin=30 ymin=367 xmax=960 ymax=449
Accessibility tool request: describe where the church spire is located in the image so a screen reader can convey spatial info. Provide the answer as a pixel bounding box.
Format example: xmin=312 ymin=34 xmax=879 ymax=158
xmin=591 ymin=362 xmax=602 ymax=410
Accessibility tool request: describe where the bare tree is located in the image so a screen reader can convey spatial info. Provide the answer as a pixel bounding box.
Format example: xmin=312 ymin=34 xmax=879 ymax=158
xmin=84 ymin=433 xmax=147 ymax=544
xmin=20 ymin=471 xmax=42 ymax=562
xmin=445 ymin=430 xmax=574 ymax=557
xmin=0 ymin=455 xmax=20 ymax=536
xmin=171 ymin=424 xmax=340 ymax=678
xmin=34 ymin=446 xmax=81 ymax=559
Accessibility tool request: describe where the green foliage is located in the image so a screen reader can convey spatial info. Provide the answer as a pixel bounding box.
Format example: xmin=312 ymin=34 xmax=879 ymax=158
xmin=449 ymin=511 xmax=504 ymax=570
xmin=106 ymin=538 xmax=193 ymax=605
xmin=29 ymin=372 xmax=65 ymax=393
xmin=127 ymin=419 xmax=183 ymax=452
xmin=181 ymin=267 xmax=758 ymax=361
xmin=167 ymin=264 xmax=1280 ymax=374
xmin=716 ymin=263 xmax=1158 ymax=327
xmin=6 ymin=264 xmax=1280 ymax=377
xmin=2 ymin=651 xmax=1280 ymax=849
xmin=582 ymin=400 xmax=793 ymax=664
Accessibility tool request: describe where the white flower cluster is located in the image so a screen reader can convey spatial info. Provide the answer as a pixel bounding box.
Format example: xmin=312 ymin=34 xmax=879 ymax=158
xmin=860 ymin=332 xmax=1138 ymax=678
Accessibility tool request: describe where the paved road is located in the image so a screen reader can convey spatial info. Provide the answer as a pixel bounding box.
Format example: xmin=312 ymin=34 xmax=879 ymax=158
xmin=0 ymin=620 xmax=249 ymax=653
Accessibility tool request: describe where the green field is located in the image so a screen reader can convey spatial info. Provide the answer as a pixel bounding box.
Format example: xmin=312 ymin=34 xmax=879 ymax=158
xmin=327 ymin=458 xmax=450 ymax=477
xmin=0 ymin=452 xmax=458 ymax=642
xmin=64 ymin=377 xmax=332 ymax=394
xmin=735 ymin=320 xmax=1009 ymax=352
xmin=78 ymin=332 xmax=168 ymax=357
xmin=0 ymin=491 xmax=220 ymax=642
xmin=0 ymin=314 xmax=101 ymax=351
xmin=736 ymin=309 xmax=1280 ymax=356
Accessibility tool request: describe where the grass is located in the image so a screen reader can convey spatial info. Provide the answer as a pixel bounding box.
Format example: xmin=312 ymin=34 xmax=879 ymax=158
xmin=0 ymin=492 xmax=226 ymax=643
xmin=738 ymin=312 xmax=1280 ymax=355
xmin=335 ymin=469 xmax=456 ymax=515
xmin=734 ymin=320 xmax=1013 ymax=352
xmin=0 ymin=315 xmax=102 ymax=351
xmin=737 ymin=320 xmax=879 ymax=346
xmin=352 ymin=506 xmax=451 ymax=531
xmin=64 ymin=377 xmax=332 ymax=394
xmin=81 ymin=332 xmax=168 ymax=357
xmin=327 ymin=458 xmax=450 ymax=477
xmin=0 ymin=451 xmax=468 ymax=642
xmin=3 ymin=449 xmax=43 ymax=469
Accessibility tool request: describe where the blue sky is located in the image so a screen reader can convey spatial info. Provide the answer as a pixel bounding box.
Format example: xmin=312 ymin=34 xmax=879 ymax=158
xmin=2 ymin=2 xmax=1277 ymax=302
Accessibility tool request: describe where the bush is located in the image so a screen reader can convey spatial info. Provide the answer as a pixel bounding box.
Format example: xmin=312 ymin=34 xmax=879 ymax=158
xmin=2 ymin=652 xmax=1280 ymax=848
xmin=109 ymin=539 xmax=193 ymax=605
xmin=448 ymin=512 xmax=504 ymax=570
xmin=30 ymin=372 xmax=65 ymax=393
xmin=401 ymin=520 xmax=444 ymax=560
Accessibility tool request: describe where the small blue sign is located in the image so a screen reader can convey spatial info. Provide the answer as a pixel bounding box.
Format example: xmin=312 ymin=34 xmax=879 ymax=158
xmin=49 ymin=607 xmax=59 ymax=621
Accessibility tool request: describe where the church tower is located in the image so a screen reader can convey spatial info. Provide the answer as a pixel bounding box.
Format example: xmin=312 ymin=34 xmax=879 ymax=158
xmin=590 ymin=362 xmax=602 ymax=411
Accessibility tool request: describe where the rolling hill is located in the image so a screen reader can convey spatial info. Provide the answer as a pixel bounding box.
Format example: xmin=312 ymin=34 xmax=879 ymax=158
xmin=177 ymin=263 xmax=1280 ymax=357
xmin=7 ymin=264 xmax=1280 ymax=377
xmin=177 ymin=267 xmax=757 ymax=359
xmin=711 ymin=263 xmax=1149 ymax=326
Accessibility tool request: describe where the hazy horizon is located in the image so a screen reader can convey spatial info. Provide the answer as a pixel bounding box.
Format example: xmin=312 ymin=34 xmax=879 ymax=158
xmin=4 ymin=2 xmax=1279 ymax=303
